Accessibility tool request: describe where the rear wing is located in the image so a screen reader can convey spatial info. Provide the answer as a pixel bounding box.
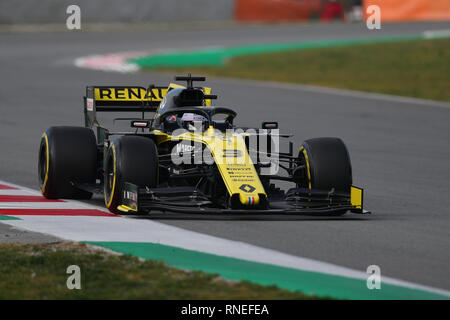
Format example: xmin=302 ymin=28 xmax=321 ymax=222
xmin=85 ymin=86 xmax=167 ymax=112
xmin=83 ymin=86 xmax=168 ymax=141
xmin=83 ymin=83 xmax=213 ymax=138
xmin=84 ymin=85 xmax=168 ymax=130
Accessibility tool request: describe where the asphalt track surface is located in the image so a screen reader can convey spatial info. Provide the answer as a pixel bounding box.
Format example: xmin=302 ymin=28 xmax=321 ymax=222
xmin=1 ymin=22 xmax=450 ymax=290
xmin=0 ymin=223 xmax=61 ymax=243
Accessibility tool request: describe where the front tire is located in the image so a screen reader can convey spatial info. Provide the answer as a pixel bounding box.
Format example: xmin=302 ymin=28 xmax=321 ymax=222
xmin=38 ymin=126 xmax=97 ymax=199
xmin=298 ymin=137 xmax=352 ymax=193
xmin=104 ymin=136 xmax=158 ymax=213
xmin=298 ymin=137 xmax=352 ymax=215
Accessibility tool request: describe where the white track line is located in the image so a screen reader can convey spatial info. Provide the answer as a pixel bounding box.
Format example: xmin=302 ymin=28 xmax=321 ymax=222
xmin=0 ymin=202 xmax=95 ymax=209
xmin=423 ymin=29 xmax=450 ymax=39
xmin=4 ymin=214 xmax=450 ymax=297
xmin=1 ymin=179 xmax=449 ymax=297
xmin=0 ymin=189 xmax=36 ymax=196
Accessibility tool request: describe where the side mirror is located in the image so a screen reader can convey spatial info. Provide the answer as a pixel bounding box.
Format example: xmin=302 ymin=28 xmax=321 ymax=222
xmin=131 ymin=120 xmax=150 ymax=128
xmin=262 ymin=121 xmax=278 ymax=130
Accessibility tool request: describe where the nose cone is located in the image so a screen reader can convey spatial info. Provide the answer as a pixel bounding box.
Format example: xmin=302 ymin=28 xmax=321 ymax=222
xmin=239 ymin=193 xmax=260 ymax=206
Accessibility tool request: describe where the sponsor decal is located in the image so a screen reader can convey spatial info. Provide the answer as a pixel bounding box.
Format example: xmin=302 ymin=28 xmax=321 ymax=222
xmin=223 ymin=149 xmax=242 ymax=158
xmin=123 ymin=190 xmax=137 ymax=202
xmin=123 ymin=186 xmax=138 ymax=211
xmin=239 ymin=184 xmax=256 ymax=193
xmin=169 ymin=127 xmax=280 ymax=176
xmin=94 ymin=87 xmax=166 ymax=101
xmin=175 ymin=143 xmax=197 ymax=154
xmin=86 ymin=98 xmax=94 ymax=111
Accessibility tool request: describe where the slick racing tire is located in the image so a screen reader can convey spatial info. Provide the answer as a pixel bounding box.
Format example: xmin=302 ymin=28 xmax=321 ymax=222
xmin=38 ymin=126 xmax=97 ymax=199
xmin=104 ymin=136 xmax=158 ymax=214
xmin=299 ymin=137 xmax=352 ymax=192
xmin=299 ymin=137 xmax=352 ymax=215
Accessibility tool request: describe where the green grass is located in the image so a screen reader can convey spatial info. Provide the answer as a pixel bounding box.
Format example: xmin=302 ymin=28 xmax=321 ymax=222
xmin=153 ymin=38 xmax=450 ymax=102
xmin=0 ymin=242 xmax=316 ymax=299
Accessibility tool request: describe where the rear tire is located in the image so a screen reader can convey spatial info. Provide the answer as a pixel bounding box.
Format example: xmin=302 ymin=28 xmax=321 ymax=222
xmin=38 ymin=126 xmax=97 ymax=199
xmin=104 ymin=136 xmax=158 ymax=213
xmin=298 ymin=137 xmax=352 ymax=215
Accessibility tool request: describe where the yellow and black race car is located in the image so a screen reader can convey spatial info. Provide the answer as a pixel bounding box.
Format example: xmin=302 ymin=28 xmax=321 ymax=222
xmin=38 ymin=75 xmax=368 ymax=216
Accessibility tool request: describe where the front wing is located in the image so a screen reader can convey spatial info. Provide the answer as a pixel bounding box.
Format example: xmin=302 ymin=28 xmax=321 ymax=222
xmin=117 ymin=183 xmax=369 ymax=216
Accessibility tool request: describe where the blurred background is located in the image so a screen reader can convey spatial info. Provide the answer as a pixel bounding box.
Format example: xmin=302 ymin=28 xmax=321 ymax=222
xmin=1 ymin=0 xmax=450 ymax=298
xmin=1 ymin=0 xmax=449 ymax=25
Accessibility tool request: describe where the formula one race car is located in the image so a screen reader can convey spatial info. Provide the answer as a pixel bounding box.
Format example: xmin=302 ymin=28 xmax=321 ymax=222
xmin=38 ymin=75 xmax=367 ymax=215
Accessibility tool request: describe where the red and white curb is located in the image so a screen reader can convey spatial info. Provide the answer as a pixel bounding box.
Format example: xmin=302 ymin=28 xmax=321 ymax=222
xmin=1 ymin=180 xmax=449 ymax=298
xmin=74 ymin=51 xmax=146 ymax=73
xmin=0 ymin=182 xmax=115 ymax=217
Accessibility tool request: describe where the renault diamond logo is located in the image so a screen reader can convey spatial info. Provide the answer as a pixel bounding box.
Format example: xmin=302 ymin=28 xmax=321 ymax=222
xmin=239 ymin=184 xmax=255 ymax=193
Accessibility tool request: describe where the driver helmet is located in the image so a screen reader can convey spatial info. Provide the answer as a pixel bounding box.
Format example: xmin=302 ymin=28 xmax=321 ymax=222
xmin=181 ymin=113 xmax=208 ymax=131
